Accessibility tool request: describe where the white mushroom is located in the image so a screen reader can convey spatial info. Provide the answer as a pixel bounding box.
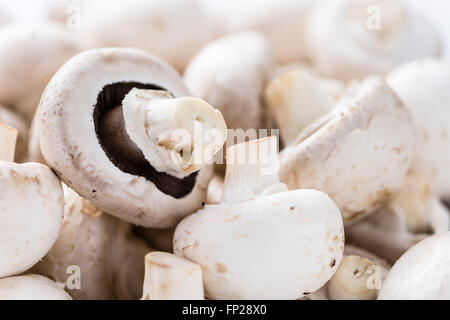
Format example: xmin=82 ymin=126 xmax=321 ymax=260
xmin=82 ymin=0 xmax=215 ymax=71
xmin=0 ymin=122 xmax=17 ymax=162
xmin=279 ymin=77 xmax=415 ymax=222
xmin=378 ymin=232 xmax=450 ymax=299
xmin=206 ymin=174 xmax=224 ymax=205
xmin=35 ymin=48 xmax=227 ymax=228
xmin=174 ymin=137 xmax=344 ymax=299
xmin=306 ymin=0 xmax=440 ymax=79
xmin=0 ymin=275 xmax=72 ymax=300
xmin=35 ymin=186 xmax=151 ymax=300
xmin=141 ymin=251 xmax=204 ymax=300
xmin=0 ymin=106 xmax=28 ymax=162
xmin=184 ymin=31 xmax=273 ymax=131
xmin=0 ymin=161 xmax=64 ymax=278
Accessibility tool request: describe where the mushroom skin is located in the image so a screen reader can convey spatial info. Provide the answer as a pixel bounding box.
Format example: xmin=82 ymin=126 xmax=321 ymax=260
xmin=378 ymin=232 xmax=450 ymax=300
xmin=0 ymin=161 xmax=63 ymax=278
xmin=0 ymin=106 xmax=28 ymax=162
xmin=279 ymin=77 xmax=415 ymax=222
xmin=184 ymin=32 xmax=273 ymax=131
xmin=36 ymin=48 xmax=215 ymax=228
xmin=0 ymin=275 xmax=72 ymax=300
xmin=306 ymin=0 xmax=440 ymax=79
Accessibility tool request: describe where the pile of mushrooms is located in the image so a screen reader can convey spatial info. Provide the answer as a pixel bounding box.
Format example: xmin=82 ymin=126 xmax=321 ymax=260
xmin=1 ymin=0 xmax=450 ymax=301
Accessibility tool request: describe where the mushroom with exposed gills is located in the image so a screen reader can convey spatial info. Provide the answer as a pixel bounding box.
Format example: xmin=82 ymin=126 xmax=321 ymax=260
xmin=0 ymin=275 xmax=72 ymax=300
xmin=141 ymin=251 xmax=204 ymax=300
xmin=174 ymin=137 xmax=344 ymax=300
xmin=35 ymin=48 xmax=227 ymax=228
xmin=279 ymin=77 xmax=415 ymax=223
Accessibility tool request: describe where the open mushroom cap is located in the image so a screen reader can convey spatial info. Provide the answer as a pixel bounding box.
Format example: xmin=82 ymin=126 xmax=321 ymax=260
xmin=306 ymin=0 xmax=441 ymax=79
xmin=378 ymin=232 xmax=450 ymax=300
xmin=36 ymin=47 xmax=215 ymax=228
xmin=0 ymin=161 xmax=63 ymax=278
xmin=279 ymin=77 xmax=415 ymax=222
xmin=0 ymin=275 xmax=72 ymax=300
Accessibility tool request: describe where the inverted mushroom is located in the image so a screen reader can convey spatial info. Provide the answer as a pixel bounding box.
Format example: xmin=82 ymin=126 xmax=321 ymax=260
xmin=279 ymin=77 xmax=415 ymax=222
xmin=36 ymin=48 xmax=227 ymax=227
xmin=174 ymin=137 xmax=344 ymax=299
xmin=0 ymin=275 xmax=72 ymax=300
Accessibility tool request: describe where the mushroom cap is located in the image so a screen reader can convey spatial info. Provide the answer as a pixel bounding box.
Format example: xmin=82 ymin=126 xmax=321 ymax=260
xmin=0 ymin=23 xmax=80 ymax=120
xmin=37 ymin=47 xmax=213 ymax=228
xmin=378 ymin=232 xmax=450 ymax=300
xmin=306 ymin=0 xmax=441 ymax=79
xmin=83 ymin=0 xmax=214 ymax=71
xmin=184 ymin=31 xmax=273 ymax=131
xmin=0 ymin=161 xmax=63 ymax=278
xmin=174 ymin=189 xmax=344 ymax=300
xmin=387 ymin=58 xmax=450 ymax=198
xmin=279 ymin=77 xmax=415 ymax=222
xmin=0 ymin=275 xmax=72 ymax=300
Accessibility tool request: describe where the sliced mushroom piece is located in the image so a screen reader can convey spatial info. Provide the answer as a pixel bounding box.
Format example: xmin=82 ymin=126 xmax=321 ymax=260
xmin=0 ymin=161 xmax=64 ymax=278
xmin=0 ymin=106 xmax=28 ymax=162
xmin=0 ymin=122 xmax=17 ymax=162
xmin=306 ymin=0 xmax=441 ymax=79
xmin=36 ymin=48 xmax=227 ymax=227
xmin=279 ymin=77 xmax=415 ymax=223
xmin=174 ymin=137 xmax=344 ymax=299
xmin=0 ymin=23 xmax=80 ymax=121
xmin=184 ymin=31 xmax=274 ymax=131
xmin=378 ymin=232 xmax=450 ymax=300
xmin=0 ymin=275 xmax=72 ymax=300
xmin=141 ymin=251 xmax=204 ymax=300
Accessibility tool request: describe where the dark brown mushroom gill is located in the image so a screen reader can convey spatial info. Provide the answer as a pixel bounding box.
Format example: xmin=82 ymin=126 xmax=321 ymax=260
xmin=94 ymin=82 xmax=198 ymax=198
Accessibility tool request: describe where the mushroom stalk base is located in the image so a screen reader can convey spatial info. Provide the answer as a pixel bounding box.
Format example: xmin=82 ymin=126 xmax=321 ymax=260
xmin=0 ymin=122 xmax=17 ymax=161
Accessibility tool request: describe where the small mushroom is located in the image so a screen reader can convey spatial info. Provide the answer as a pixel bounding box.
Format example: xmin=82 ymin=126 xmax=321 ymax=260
xmin=174 ymin=137 xmax=344 ymax=299
xmin=184 ymin=31 xmax=274 ymax=131
xmin=0 ymin=122 xmax=17 ymax=162
xmin=378 ymin=232 xmax=450 ymax=299
xmin=82 ymin=0 xmax=215 ymax=71
xmin=141 ymin=251 xmax=204 ymax=300
xmin=35 ymin=186 xmax=151 ymax=300
xmin=0 ymin=161 xmax=64 ymax=278
xmin=36 ymin=48 xmax=227 ymax=227
xmin=0 ymin=106 xmax=28 ymax=162
xmin=0 ymin=275 xmax=72 ymax=300
xmin=0 ymin=23 xmax=80 ymax=121
xmin=279 ymin=77 xmax=415 ymax=222
xmin=306 ymin=0 xmax=441 ymax=79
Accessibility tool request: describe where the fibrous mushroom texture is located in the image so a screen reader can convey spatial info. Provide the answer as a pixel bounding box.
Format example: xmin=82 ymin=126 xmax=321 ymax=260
xmin=0 ymin=23 xmax=80 ymax=120
xmin=378 ymin=232 xmax=450 ymax=300
xmin=279 ymin=77 xmax=415 ymax=222
xmin=0 ymin=275 xmax=72 ymax=300
xmin=0 ymin=161 xmax=63 ymax=278
xmin=198 ymin=0 xmax=314 ymax=63
xmin=306 ymin=0 xmax=441 ymax=79
xmin=0 ymin=105 xmax=29 ymax=162
xmin=184 ymin=31 xmax=273 ymax=131
xmin=35 ymin=186 xmax=151 ymax=300
xmin=36 ymin=47 xmax=226 ymax=227
xmin=82 ymin=0 xmax=214 ymax=71
xmin=174 ymin=137 xmax=344 ymax=300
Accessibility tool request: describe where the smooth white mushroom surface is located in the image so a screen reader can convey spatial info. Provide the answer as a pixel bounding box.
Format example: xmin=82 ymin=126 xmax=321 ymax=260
xmin=378 ymin=232 xmax=450 ymax=300
xmin=0 ymin=275 xmax=72 ymax=300
xmin=307 ymin=0 xmax=440 ymax=79
xmin=279 ymin=77 xmax=415 ymax=222
xmin=0 ymin=161 xmax=63 ymax=278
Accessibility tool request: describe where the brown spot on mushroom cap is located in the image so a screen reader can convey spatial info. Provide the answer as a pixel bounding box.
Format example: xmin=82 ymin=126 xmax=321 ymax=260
xmin=215 ymin=263 xmax=228 ymax=273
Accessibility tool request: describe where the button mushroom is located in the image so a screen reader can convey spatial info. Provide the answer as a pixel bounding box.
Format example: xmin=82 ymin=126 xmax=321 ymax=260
xmin=279 ymin=77 xmax=415 ymax=222
xmin=378 ymin=232 xmax=450 ymax=300
xmin=0 ymin=275 xmax=72 ymax=300
xmin=174 ymin=137 xmax=344 ymax=299
xmin=141 ymin=251 xmax=204 ymax=300
xmin=35 ymin=48 xmax=227 ymax=228
xmin=306 ymin=0 xmax=441 ymax=79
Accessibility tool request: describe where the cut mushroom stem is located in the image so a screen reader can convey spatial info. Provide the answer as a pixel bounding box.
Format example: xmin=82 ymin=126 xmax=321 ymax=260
xmin=328 ymin=255 xmax=382 ymax=300
xmin=0 ymin=122 xmax=17 ymax=161
xmin=141 ymin=251 xmax=204 ymax=300
xmin=102 ymin=88 xmax=227 ymax=180
xmin=221 ymin=136 xmax=281 ymax=204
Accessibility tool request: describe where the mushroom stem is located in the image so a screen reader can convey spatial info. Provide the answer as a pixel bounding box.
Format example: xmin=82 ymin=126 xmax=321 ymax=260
xmin=0 ymin=122 xmax=17 ymax=161
xmin=141 ymin=251 xmax=204 ymax=300
xmin=221 ymin=136 xmax=282 ymax=204
xmin=101 ymin=88 xmax=227 ymax=179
